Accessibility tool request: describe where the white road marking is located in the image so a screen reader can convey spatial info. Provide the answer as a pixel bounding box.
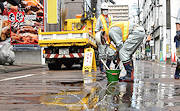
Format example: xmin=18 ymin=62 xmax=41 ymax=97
xmin=0 ymin=74 xmax=35 ymax=82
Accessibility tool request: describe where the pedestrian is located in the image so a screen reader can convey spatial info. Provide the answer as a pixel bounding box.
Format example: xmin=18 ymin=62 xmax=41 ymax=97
xmin=174 ymin=8 xmax=180 ymax=79
xmin=95 ymin=2 xmax=115 ymax=74
xmin=96 ymin=21 xmax=145 ymax=82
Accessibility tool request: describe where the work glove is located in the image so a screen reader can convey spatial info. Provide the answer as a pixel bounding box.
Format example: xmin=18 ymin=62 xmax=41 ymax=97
xmin=176 ymin=31 xmax=180 ymax=41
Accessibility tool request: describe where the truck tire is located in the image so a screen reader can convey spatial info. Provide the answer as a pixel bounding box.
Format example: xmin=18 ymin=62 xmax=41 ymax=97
xmin=64 ymin=62 xmax=74 ymax=69
xmin=48 ymin=63 xmax=55 ymax=70
xmin=48 ymin=63 xmax=62 ymax=70
xmin=80 ymin=63 xmax=83 ymax=69
xmin=54 ymin=62 xmax=62 ymax=70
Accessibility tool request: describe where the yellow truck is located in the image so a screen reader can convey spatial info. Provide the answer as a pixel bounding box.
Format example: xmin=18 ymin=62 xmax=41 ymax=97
xmin=38 ymin=16 xmax=97 ymax=70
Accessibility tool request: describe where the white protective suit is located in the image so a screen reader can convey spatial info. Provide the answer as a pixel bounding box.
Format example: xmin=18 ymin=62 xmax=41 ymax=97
xmin=95 ymin=15 xmax=115 ymax=61
xmin=109 ymin=22 xmax=145 ymax=63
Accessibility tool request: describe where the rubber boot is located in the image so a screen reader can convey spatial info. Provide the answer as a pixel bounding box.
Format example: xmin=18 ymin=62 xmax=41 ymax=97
xmin=99 ymin=61 xmax=105 ymax=74
xmin=174 ymin=66 xmax=180 ymax=79
xmin=119 ymin=61 xmax=134 ymax=82
xmin=106 ymin=59 xmax=111 ymax=69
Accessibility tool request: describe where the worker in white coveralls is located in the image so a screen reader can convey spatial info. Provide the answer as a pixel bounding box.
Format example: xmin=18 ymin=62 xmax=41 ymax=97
xmin=96 ymin=21 xmax=145 ymax=82
xmin=95 ymin=2 xmax=115 ymax=74
xmin=174 ymin=8 xmax=180 ymax=79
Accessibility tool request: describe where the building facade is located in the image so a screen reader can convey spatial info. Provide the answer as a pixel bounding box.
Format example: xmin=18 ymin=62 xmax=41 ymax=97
xmin=141 ymin=0 xmax=180 ymax=63
xmin=108 ymin=5 xmax=129 ymax=22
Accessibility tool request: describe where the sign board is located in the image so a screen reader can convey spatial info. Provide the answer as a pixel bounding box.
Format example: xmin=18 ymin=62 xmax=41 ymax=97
xmin=0 ymin=19 xmax=3 ymax=37
xmin=84 ymin=52 xmax=93 ymax=66
xmin=47 ymin=0 xmax=60 ymax=24
xmin=160 ymin=51 xmax=163 ymax=61
xmin=82 ymin=48 xmax=97 ymax=72
xmin=8 ymin=12 xmax=24 ymax=22
xmin=0 ymin=0 xmax=44 ymax=45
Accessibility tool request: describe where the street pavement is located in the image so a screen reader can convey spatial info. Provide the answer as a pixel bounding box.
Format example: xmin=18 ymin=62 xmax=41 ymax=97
xmin=0 ymin=60 xmax=180 ymax=110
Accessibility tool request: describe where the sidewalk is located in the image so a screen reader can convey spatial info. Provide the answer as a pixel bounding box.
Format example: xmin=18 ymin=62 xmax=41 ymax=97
xmin=0 ymin=63 xmax=47 ymax=74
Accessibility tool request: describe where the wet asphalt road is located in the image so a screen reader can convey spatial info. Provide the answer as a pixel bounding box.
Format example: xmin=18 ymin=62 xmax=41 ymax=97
xmin=0 ymin=60 xmax=180 ymax=111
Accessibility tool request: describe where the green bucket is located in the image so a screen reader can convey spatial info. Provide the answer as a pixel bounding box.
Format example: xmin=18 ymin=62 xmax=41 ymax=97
xmin=106 ymin=69 xmax=121 ymax=82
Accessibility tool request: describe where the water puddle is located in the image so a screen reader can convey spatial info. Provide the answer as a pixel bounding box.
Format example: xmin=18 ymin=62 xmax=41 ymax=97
xmin=41 ymin=81 xmax=123 ymax=110
xmin=40 ymin=62 xmax=180 ymax=111
xmin=2 ymin=60 xmax=180 ymax=111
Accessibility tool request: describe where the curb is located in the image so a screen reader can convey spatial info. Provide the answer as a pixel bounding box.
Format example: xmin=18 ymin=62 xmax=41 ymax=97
xmin=0 ymin=65 xmax=46 ymax=74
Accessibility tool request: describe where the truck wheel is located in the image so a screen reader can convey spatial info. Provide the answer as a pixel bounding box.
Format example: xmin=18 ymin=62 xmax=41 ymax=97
xmin=80 ymin=63 xmax=83 ymax=69
xmin=54 ymin=62 xmax=62 ymax=70
xmin=48 ymin=63 xmax=62 ymax=70
xmin=48 ymin=63 xmax=55 ymax=70
xmin=64 ymin=62 xmax=74 ymax=69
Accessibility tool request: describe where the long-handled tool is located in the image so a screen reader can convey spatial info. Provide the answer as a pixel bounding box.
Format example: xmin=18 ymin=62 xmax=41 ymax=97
xmin=115 ymin=60 xmax=122 ymax=70
xmin=101 ymin=59 xmax=110 ymax=70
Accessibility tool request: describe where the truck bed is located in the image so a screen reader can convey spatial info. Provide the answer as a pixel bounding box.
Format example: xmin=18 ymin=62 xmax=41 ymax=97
xmin=38 ymin=30 xmax=97 ymax=48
